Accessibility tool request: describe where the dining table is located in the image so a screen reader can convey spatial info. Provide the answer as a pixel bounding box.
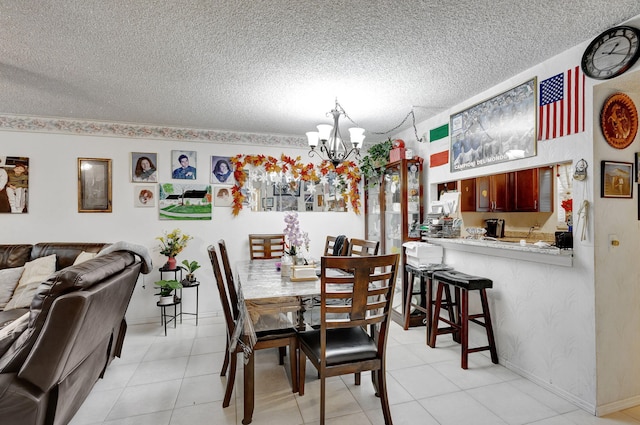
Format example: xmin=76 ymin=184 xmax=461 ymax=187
xmin=233 ymin=259 xmax=322 ymax=425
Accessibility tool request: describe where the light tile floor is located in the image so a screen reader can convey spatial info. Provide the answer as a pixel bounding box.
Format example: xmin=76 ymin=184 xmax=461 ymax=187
xmin=70 ymin=316 xmax=640 ymax=425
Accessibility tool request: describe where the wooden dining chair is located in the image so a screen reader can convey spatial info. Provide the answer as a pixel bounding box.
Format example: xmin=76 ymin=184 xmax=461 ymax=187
xmin=249 ymin=234 xmax=286 ymax=259
xmin=347 ymin=238 xmax=380 ymax=256
xmin=207 ymin=244 xmax=298 ymax=409
xmin=297 ymin=254 xmax=399 ymax=425
xmin=323 ymin=235 xmax=349 ymax=256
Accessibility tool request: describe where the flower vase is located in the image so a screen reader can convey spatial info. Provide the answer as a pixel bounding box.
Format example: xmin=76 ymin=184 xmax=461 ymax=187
xmin=281 ymin=255 xmax=292 ymax=277
xmin=165 ymin=257 xmax=177 ymax=270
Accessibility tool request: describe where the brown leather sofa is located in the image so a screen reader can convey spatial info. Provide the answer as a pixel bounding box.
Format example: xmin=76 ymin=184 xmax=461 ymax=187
xmin=0 ymin=242 xmax=149 ymax=425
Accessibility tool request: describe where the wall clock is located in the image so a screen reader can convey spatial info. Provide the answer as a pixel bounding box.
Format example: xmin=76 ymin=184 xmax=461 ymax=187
xmin=581 ymin=26 xmax=640 ymax=80
xmin=600 ymin=92 xmax=638 ymax=149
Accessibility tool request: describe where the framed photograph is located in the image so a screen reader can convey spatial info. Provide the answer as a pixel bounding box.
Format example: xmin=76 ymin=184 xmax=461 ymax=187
xmin=78 ymin=158 xmax=112 ymax=212
xmin=213 ymin=185 xmax=233 ymax=207
xmin=0 ymin=156 xmax=29 ymax=214
xmin=263 ymin=197 xmax=274 ymax=208
xmin=131 ymin=152 xmax=158 ymax=182
xmin=171 ymin=150 xmax=197 ymax=180
xmin=134 ymin=185 xmax=156 ymax=208
xmin=450 ymin=78 xmax=537 ymax=172
xmin=211 ymin=156 xmax=234 ymax=184
xmin=635 ymin=152 xmax=640 ymax=182
xmin=273 ymin=180 xmax=300 ymax=196
xmin=601 ymin=160 xmax=633 ymax=198
xmin=158 ymin=183 xmax=211 ymax=220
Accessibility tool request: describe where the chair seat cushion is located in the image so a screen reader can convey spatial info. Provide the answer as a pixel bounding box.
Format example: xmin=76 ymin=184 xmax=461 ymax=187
xmin=298 ymin=327 xmax=377 ymax=365
xmin=256 ymin=327 xmax=296 ymax=341
xmin=433 ymin=270 xmax=492 ymax=290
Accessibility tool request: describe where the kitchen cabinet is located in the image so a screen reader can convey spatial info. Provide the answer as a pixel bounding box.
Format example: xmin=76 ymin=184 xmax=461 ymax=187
xmin=511 ymin=167 xmax=553 ymax=212
xmin=365 ymin=158 xmax=423 ymax=327
xmin=476 ymin=173 xmax=509 ymax=212
xmin=460 ymin=178 xmax=476 ymax=212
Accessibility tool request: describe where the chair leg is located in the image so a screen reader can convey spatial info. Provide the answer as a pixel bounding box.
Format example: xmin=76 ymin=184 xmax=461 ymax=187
xmin=220 ymin=339 xmax=230 ymax=376
xmin=355 ymin=372 xmax=361 ymax=385
xmin=289 ymin=338 xmax=298 ymax=393
xmin=460 ymin=289 xmax=469 ymax=370
xmin=428 ymin=282 xmax=444 ymax=347
xmin=298 ymin=348 xmax=306 ymax=396
xmin=377 ymin=368 xmax=393 ymax=425
xmin=223 ymin=351 xmax=237 ymax=407
xmin=480 ymin=289 xmax=499 ymax=364
xmin=320 ymin=375 xmax=326 ymax=425
xmin=278 ymin=346 xmax=286 ymax=365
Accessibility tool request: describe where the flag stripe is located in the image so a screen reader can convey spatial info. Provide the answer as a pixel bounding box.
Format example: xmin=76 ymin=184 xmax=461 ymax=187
xmin=538 ymin=66 xmax=585 ymax=141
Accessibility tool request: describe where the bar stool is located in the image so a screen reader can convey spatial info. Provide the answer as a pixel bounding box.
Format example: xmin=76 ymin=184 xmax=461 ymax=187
xmin=403 ymin=264 xmax=453 ymax=339
xmin=429 ymin=270 xmax=498 ymax=369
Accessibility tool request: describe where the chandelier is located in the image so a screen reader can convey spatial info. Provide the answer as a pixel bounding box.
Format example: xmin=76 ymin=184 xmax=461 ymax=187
xmin=306 ymin=99 xmax=365 ymax=167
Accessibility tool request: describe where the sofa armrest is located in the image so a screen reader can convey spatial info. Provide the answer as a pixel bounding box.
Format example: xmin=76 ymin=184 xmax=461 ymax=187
xmin=0 ymin=372 xmax=48 ymax=425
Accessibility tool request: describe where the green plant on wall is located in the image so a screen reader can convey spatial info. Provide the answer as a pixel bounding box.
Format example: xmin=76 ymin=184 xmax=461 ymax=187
xmin=358 ymin=138 xmax=393 ymax=187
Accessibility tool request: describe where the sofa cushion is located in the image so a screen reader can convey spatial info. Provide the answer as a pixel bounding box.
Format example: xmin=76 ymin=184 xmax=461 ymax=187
xmin=0 ymin=267 xmax=24 ymax=309
xmin=72 ymin=251 xmax=97 ymax=265
xmin=32 ymin=243 xmax=107 ymax=270
xmin=4 ymin=255 xmax=56 ymax=311
xmin=0 ymin=245 xmax=32 ymax=270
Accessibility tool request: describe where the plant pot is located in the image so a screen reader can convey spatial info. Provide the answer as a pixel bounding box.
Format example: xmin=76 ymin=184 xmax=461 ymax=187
xmin=186 ymin=274 xmax=196 ymax=282
xmin=165 ymin=257 xmax=177 ymax=270
xmin=159 ymin=295 xmax=174 ymax=305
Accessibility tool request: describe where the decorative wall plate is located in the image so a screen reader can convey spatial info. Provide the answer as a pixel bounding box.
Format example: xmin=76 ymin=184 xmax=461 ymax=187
xmin=600 ymin=93 xmax=638 ymax=149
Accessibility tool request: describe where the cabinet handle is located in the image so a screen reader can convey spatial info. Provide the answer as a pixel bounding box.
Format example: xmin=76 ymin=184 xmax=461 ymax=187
xmin=534 ymin=200 xmax=537 ymax=210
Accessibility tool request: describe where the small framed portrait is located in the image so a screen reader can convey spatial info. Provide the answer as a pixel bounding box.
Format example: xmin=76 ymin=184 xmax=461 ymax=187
xmin=273 ymin=180 xmax=300 ymax=196
xmin=211 ymin=156 xmax=234 ymax=184
xmin=134 ymin=185 xmax=156 ymax=207
xmin=601 ymin=160 xmax=633 ymax=198
xmin=171 ymin=150 xmax=197 ymax=180
xmin=131 ymin=152 xmax=158 ymax=182
xmin=0 ymin=156 xmax=29 ymax=214
xmin=78 ymin=158 xmax=112 ymax=212
xmin=213 ymin=185 xmax=233 ymax=207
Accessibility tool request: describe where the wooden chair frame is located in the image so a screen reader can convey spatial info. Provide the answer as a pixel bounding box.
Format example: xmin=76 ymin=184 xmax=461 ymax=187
xmin=248 ymin=233 xmax=285 ymax=259
xmin=347 ymin=238 xmax=380 ymax=256
xmin=323 ymin=235 xmax=349 ymax=256
xmin=298 ymin=254 xmax=399 ymax=425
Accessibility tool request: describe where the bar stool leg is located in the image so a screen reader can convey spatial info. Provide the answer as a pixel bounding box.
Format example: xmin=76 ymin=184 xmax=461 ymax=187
xmin=480 ymin=289 xmax=499 ymax=364
xmin=428 ymin=282 xmax=444 ymax=348
xmin=460 ymin=289 xmax=469 ymax=369
xmin=403 ymin=271 xmax=415 ymax=330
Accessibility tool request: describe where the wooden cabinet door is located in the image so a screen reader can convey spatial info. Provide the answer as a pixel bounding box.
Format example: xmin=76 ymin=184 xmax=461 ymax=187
xmin=491 ymin=173 xmax=509 ymax=212
xmin=476 ymin=176 xmax=491 ymax=211
xmin=460 ymin=178 xmax=476 ymax=212
xmin=512 ymin=169 xmax=538 ymax=211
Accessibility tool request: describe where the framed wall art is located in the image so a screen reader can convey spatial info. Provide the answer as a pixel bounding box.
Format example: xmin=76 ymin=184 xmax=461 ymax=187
xmin=78 ymin=158 xmax=112 ymax=212
xmin=0 ymin=156 xmax=29 ymax=214
xmin=211 ymin=156 xmax=234 ymax=184
xmin=635 ymin=152 xmax=640 ymax=182
xmin=171 ymin=150 xmax=197 ymax=180
xmin=600 ymin=93 xmax=638 ymax=150
xmin=134 ymin=185 xmax=156 ymax=208
xmin=601 ymin=160 xmax=633 ymax=198
xmin=158 ymin=183 xmax=211 ymax=220
xmin=131 ymin=152 xmax=158 ymax=182
xmin=213 ymin=185 xmax=233 ymax=207
xmin=450 ymin=78 xmax=537 ymax=172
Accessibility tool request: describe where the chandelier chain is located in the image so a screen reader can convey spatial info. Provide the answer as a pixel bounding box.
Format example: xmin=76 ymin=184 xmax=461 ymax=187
xmin=336 ymin=101 xmax=423 ymax=143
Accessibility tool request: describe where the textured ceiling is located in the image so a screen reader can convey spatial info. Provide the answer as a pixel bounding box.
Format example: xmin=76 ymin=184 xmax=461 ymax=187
xmin=1 ymin=1 xmax=640 ymax=143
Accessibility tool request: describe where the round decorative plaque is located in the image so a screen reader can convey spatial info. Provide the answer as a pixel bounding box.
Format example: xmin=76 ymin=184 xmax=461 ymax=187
xmin=600 ymin=93 xmax=638 ymax=149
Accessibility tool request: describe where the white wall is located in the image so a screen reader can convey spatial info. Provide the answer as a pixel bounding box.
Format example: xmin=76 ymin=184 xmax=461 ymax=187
xmin=392 ymin=14 xmax=640 ymax=415
xmin=0 ymin=130 xmax=364 ymax=325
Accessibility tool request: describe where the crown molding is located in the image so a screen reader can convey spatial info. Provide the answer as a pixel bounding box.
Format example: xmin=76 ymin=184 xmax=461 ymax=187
xmin=0 ymin=114 xmax=307 ymax=148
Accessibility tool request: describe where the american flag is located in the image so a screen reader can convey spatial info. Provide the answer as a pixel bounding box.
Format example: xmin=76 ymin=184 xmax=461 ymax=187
xmin=538 ymin=66 xmax=585 ymax=141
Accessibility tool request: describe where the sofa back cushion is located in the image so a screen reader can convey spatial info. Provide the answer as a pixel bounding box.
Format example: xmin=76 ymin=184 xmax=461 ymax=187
xmin=31 ymin=243 xmax=108 ymax=270
xmin=0 ymin=245 xmax=32 ymax=270
xmin=0 ymin=267 xmax=24 ymax=309
xmin=4 ymin=255 xmax=57 ymax=310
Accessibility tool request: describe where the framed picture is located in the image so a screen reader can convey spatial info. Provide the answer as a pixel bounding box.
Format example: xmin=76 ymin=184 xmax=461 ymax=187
xmin=78 ymin=158 xmax=112 ymax=212
xmin=601 ymin=160 xmax=633 ymax=198
xmin=213 ymin=185 xmax=233 ymax=207
xmin=450 ymin=78 xmax=537 ymax=172
xmin=171 ymin=150 xmax=197 ymax=180
xmin=635 ymin=152 xmax=640 ymax=182
xmin=158 ymin=183 xmax=211 ymax=220
xmin=273 ymin=180 xmax=300 ymax=196
xmin=134 ymin=185 xmax=156 ymax=208
xmin=211 ymin=156 xmax=234 ymax=184
xmin=0 ymin=156 xmax=29 ymax=214
xmin=131 ymin=152 xmax=158 ymax=182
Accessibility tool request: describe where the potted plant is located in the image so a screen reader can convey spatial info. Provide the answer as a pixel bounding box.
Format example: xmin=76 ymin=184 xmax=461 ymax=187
xmin=358 ymin=138 xmax=393 ymax=188
xmin=155 ymin=279 xmax=183 ymax=304
xmin=181 ymin=259 xmax=201 ymax=283
xmin=156 ymin=228 xmax=192 ymax=270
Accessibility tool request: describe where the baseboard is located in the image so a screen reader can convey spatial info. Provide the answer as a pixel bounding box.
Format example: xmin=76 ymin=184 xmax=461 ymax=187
xmin=596 ymin=395 xmax=640 ymax=417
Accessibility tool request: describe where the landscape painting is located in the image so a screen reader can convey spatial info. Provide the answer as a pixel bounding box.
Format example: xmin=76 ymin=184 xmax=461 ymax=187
xmin=158 ymin=183 xmax=212 ymax=220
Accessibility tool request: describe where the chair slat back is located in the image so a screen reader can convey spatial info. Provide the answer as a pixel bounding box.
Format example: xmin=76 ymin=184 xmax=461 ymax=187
xmin=347 ymin=238 xmax=380 ymax=257
xmin=218 ymin=239 xmax=239 ymax=319
xmin=207 ymin=245 xmax=236 ymax=337
xmin=323 ymin=235 xmax=349 ymax=256
xmin=320 ymin=255 xmax=398 ymax=335
xmin=249 ymin=234 xmax=285 ymax=259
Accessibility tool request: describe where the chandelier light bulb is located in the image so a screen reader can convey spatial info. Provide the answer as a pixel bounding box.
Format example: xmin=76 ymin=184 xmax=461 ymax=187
xmin=316 ymin=124 xmax=333 ymax=141
xmin=306 ymin=131 xmax=319 ymax=148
